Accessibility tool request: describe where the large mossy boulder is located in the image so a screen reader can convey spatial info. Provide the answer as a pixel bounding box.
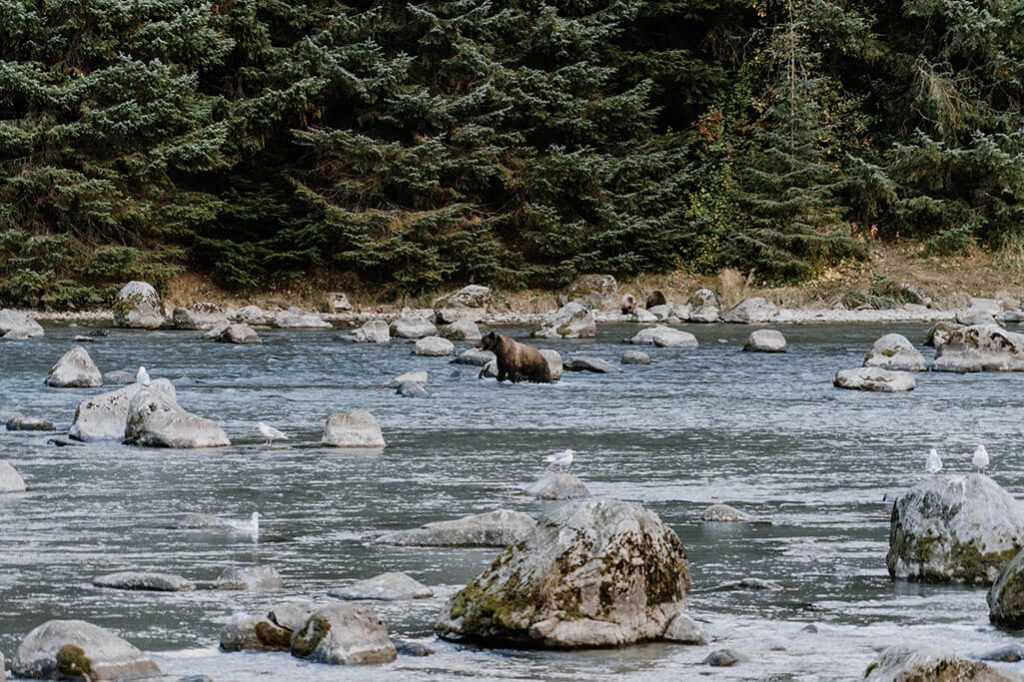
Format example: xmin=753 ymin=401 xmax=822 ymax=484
xmin=124 ymin=387 xmax=230 ymax=448
xmin=290 ymin=604 xmax=397 ymax=665
xmin=863 ymin=333 xmax=928 ymax=371
xmin=988 ymin=548 xmax=1024 ymax=627
xmin=70 ymin=379 xmax=176 ymax=442
xmin=13 ymin=620 xmax=159 ymax=680
xmin=887 ymin=474 xmax=1024 ymax=585
xmin=435 ymin=498 xmax=690 ymax=648
xmin=45 ymin=347 xmax=103 ymax=388
xmin=934 ymin=324 xmax=1024 ymax=372
xmin=865 ymin=646 xmax=1018 ymax=681
xmin=112 ymin=281 xmax=164 ymax=329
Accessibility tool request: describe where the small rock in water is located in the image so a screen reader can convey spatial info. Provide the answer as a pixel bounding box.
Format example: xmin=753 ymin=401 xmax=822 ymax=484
xmin=833 ymin=367 xmax=916 ymax=392
xmin=6 ymin=416 xmax=55 ymax=431
xmin=975 ymin=644 xmax=1024 ymax=662
xmin=801 ymin=623 xmax=818 ymax=634
xmin=45 ymin=346 xmax=103 ymax=388
xmin=13 ymin=619 xmax=160 ymax=679
xmin=743 ymin=329 xmax=787 ymax=353
xmin=322 ymin=410 xmax=385 ymax=448
xmin=564 ymin=356 xmax=622 ymax=373
xmin=392 ymin=637 xmax=435 ymax=657
xmin=863 ymin=333 xmax=927 ymax=371
xmin=327 ymin=572 xmax=433 ymax=601
xmin=72 ymin=335 xmax=96 ymax=343
xmin=716 ymin=577 xmax=785 ymax=591
xmin=620 ymin=350 xmax=651 ymax=365
xmin=703 ymin=649 xmax=745 ymax=667
xmin=662 ymin=613 xmax=707 ymax=645
xmin=701 ymin=503 xmax=755 ymax=523
xmin=412 ymin=336 xmax=455 ymax=357
xmin=521 ymin=471 xmax=590 ymax=500
xmin=396 ymin=381 xmax=429 ymax=398
xmin=389 ymin=370 xmax=428 ymax=387
xmin=0 ymin=461 xmax=27 ymax=493
xmin=452 ymin=348 xmax=495 ymax=367
xmin=391 ymin=316 xmax=436 ymax=339
xmin=865 ymin=646 xmax=1013 ymax=681
xmin=102 ymin=369 xmax=135 ymax=385
xmin=215 ymin=566 xmax=284 ymax=591
xmin=92 ymin=571 xmax=194 ymax=592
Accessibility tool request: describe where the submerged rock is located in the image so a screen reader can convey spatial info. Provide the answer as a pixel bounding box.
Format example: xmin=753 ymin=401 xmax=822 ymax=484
xmin=833 ymin=367 xmax=916 ymax=392
xmin=45 ymin=346 xmax=103 ymax=388
xmin=70 ymin=379 xmax=176 ymax=442
xmin=216 ymin=323 xmax=262 ymax=345
xmin=887 ymin=474 xmax=1024 ymax=585
xmin=976 ymin=644 xmax=1024 ymax=662
xmin=0 ymin=309 xmax=44 ymax=339
xmin=539 ymin=349 xmax=563 ymax=382
xmin=865 ymin=646 xmax=1016 ymax=681
xmin=436 ymin=498 xmax=690 ymax=648
xmin=701 ymin=503 xmax=755 ymax=522
xmin=934 ymin=324 xmax=1024 ymax=372
xmin=620 ymin=350 xmax=652 ymax=365
xmin=14 ymin=620 xmax=160 ymax=680
xmin=412 ymin=336 xmax=455 ymax=357
xmin=704 ymin=649 xmax=745 ymax=667
xmin=347 ymin=319 xmax=390 ymax=344
xmin=6 ymin=416 xmax=55 ymax=431
xmin=391 ymin=317 xmax=436 ymax=339
xmin=743 ymin=329 xmax=787 ymax=353
xmin=663 ymin=613 xmax=707 ymax=645
xmin=392 ymin=638 xmax=435 ymax=657
xmin=376 ymin=509 xmax=535 ymax=547
xmin=0 ymin=461 xmax=27 ymax=493
xmin=112 ymin=281 xmax=164 ymax=329
xmin=328 ymin=572 xmax=433 ymax=601
xmin=564 ymin=356 xmax=622 ymax=373
xmin=396 ymin=381 xmax=429 ymax=398
xmin=102 ymin=370 xmax=135 ymax=385
xmin=322 ymin=410 xmax=385 ymax=448
xmin=533 ymin=302 xmax=596 ymax=339
xmin=452 ymin=348 xmax=495 ymax=366
xmin=215 ymin=566 xmax=284 ymax=591
xmin=124 ymin=387 xmax=230 ymax=448
xmin=290 ymin=604 xmax=397 ymax=665
xmin=521 ymin=471 xmax=590 ymax=500
xmin=863 ymin=333 xmax=928 ymax=371
xmin=92 ymin=572 xmax=194 ymax=592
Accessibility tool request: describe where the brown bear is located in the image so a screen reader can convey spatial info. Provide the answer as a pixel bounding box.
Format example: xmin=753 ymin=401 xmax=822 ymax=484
xmin=646 ymin=290 xmax=667 ymax=309
xmin=621 ymin=293 xmax=637 ymax=315
xmin=478 ymin=331 xmax=552 ymax=383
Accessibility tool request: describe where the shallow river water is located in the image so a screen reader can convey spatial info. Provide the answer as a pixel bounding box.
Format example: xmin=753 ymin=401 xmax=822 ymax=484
xmin=2 ymin=321 xmax=1023 ymax=680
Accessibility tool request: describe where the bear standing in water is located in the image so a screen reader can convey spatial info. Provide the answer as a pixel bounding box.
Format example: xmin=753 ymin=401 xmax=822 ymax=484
xmin=478 ymin=331 xmax=552 ymax=383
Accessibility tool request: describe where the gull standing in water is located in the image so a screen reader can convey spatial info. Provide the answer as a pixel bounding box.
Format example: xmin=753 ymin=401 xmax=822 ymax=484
xmin=136 ymin=366 xmax=151 ymax=387
xmin=545 ymin=449 xmax=575 ymax=472
xmin=258 ymin=422 xmax=287 ymax=446
xmin=973 ymin=444 xmax=990 ymax=474
xmin=925 ymin=448 xmax=942 ymax=475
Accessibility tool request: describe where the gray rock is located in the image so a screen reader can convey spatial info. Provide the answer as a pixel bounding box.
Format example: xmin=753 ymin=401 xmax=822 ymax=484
xmin=434 ymin=307 xmax=485 ymax=324
xmin=269 ymin=600 xmax=318 ymax=631
xmin=376 ymin=509 xmax=536 ymax=547
xmin=348 ymin=319 xmax=390 ymax=344
xmin=391 ymin=317 xmax=436 ymax=339
xmin=662 ymin=613 xmax=707 ymax=645
xmin=396 ymin=382 xmax=429 ymax=398
xmin=322 ymin=410 xmax=385 ymax=448
xmin=989 ymin=547 xmax=1024 ymax=627
xmin=539 ymin=349 xmax=563 ymax=382
xmin=628 ymin=325 xmax=698 ymax=348
xmin=436 ymin=498 xmax=690 ymax=648
xmin=70 ymin=379 xmax=176 ymax=442
xmin=621 ymin=350 xmax=651 ymax=365
xmin=124 ymin=388 xmax=230 ymax=448
xmin=177 ymin=512 xmax=229 ymax=530
xmin=112 ymin=281 xmax=164 ymax=329
xmin=392 ymin=638 xmax=435 ymax=657
xmin=274 ymin=307 xmax=331 ymax=329
xmin=45 ymin=346 xmax=103 ymax=388
xmin=14 ymin=620 xmax=160 ymax=680
xmin=328 ymin=292 xmax=352 ymax=312
xmin=215 ymin=566 xmax=284 ymax=591
xmin=216 ymin=323 xmax=261 ymax=344
xmin=717 ymin=578 xmax=785 ymax=591
xmin=435 ymin=285 xmax=491 ymax=309
xmin=412 ymin=336 xmax=455 ymax=356
xmin=234 ymin=305 xmax=271 ymax=326
xmin=701 ymin=503 xmax=754 ymax=522
xmin=452 ymin=348 xmax=495 ymax=366
xmin=219 ymin=613 xmax=290 ymax=652
xmin=976 ymin=644 xmax=1024 ymax=663
xmin=564 ymin=356 xmax=622 ymax=373
xmin=521 ymin=471 xmax=590 ymax=500
xmin=565 ymin=274 xmax=618 ymax=310
xmin=328 ymin=572 xmax=433 ymax=601
xmin=865 ymin=646 xmax=1015 ymax=681
xmin=92 ymin=571 xmax=194 ymax=592
xmin=290 ymin=604 xmax=397 ymax=665
xmin=888 ymin=474 xmax=1024 ymax=585
xmin=389 ymin=370 xmax=428 ymax=387
xmin=533 ymin=302 xmax=597 ymax=339
xmin=0 ymin=309 xmax=44 ymax=339
xmin=704 ymin=649 xmax=745 ymax=667
xmin=721 ymin=296 xmax=778 ymax=323
xmin=440 ymin=319 xmax=482 ymax=341
xmin=646 ymin=304 xmax=674 ymax=321
xmin=102 ymin=370 xmax=135 ymax=385
xmin=172 ymin=303 xmax=228 ymax=331
xmin=743 ymin=329 xmax=787 ymax=353
xmin=864 ymin=333 xmax=928 ymax=371
xmin=926 ymin=320 xmax=963 ymax=348
xmin=478 ymin=360 xmax=498 ymax=379
xmin=6 ymin=416 xmax=54 ymax=431
xmin=688 ymin=305 xmax=720 ymax=323
xmin=631 ymin=308 xmax=658 ymax=323
xmin=833 ymin=367 xmax=916 ymax=392
xmin=934 ymin=324 xmax=1024 ymax=372
xmin=689 ymin=288 xmax=718 ymax=308
xmin=0 ymin=461 xmax=27 ymax=493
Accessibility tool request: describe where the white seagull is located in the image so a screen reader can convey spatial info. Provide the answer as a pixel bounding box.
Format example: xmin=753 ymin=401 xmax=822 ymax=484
xmin=544 ymin=449 xmax=575 ymax=471
xmin=258 ymin=422 xmax=287 ymax=446
xmin=973 ymin=444 xmax=990 ymax=474
xmin=925 ymin=448 xmax=942 ymax=475
xmin=136 ymin=366 xmax=151 ymax=387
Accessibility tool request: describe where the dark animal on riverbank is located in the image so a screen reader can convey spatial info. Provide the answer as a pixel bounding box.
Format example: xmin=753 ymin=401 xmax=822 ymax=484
xmin=621 ymin=294 xmax=637 ymax=314
xmin=646 ymin=290 xmax=667 ymax=309
xmin=479 ymin=332 xmax=552 ymax=383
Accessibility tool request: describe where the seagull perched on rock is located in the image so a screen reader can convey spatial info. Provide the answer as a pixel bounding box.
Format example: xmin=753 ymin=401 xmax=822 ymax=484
xmin=136 ymin=366 xmax=151 ymax=387
xmin=925 ymin=448 xmax=942 ymax=475
xmin=258 ymin=422 xmax=287 ymax=446
xmin=544 ymin=449 xmax=575 ymax=471
xmin=973 ymin=444 xmax=990 ymax=474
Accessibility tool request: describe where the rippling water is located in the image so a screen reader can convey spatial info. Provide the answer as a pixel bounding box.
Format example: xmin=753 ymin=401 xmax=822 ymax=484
xmin=2 ymin=322 xmax=1023 ymax=680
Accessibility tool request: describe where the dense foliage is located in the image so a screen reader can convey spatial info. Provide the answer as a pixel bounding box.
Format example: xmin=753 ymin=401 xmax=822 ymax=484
xmin=2 ymin=0 xmax=1023 ymax=306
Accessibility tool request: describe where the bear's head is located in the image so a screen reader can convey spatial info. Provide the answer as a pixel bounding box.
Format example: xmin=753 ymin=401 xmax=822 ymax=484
xmin=479 ymin=331 xmax=500 ymax=351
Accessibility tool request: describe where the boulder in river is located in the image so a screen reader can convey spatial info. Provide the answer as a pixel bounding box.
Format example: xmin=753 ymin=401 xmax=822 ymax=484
xmin=215 ymin=566 xmax=284 ymax=591
xmin=621 ymin=350 xmax=651 ymax=365
xmin=440 ymin=319 xmax=482 ymax=341
xmin=688 ymin=304 xmax=719 ymax=323
xmin=412 ymin=336 xmax=455 ymax=357
xmin=274 ymin=306 xmax=332 ymax=329
xmin=864 ymin=646 xmax=1016 ymax=681
xmin=435 ymin=498 xmax=690 ymax=648
xmin=701 ymin=503 xmax=755 ymax=522
xmin=863 ymin=333 xmax=928 ymax=371
xmin=172 ymin=302 xmax=228 ymax=331
xmin=13 ymin=620 xmax=160 ymax=680
xmin=375 ymin=509 xmax=535 ymax=547
xmin=234 ymin=305 xmax=271 ymax=326
xmin=389 ymin=370 xmax=427 ymax=387
xmin=290 ymin=604 xmax=397 ymax=665
xmin=887 ymin=474 xmax=1024 ymax=585
xmin=216 ymin=323 xmax=262 ymax=345
xmin=391 ymin=316 xmax=436 ymax=339
xmin=933 ymin=324 xmax=1024 ymax=372
xmin=348 ymin=319 xmax=390 ymax=344
xmin=102 ymin=369 xmax=135 ymax=385
xmin=220 ymin=613 xmax=292 ymax=652
xmin=565 ymin=356 xmax=622 ymax=373
xmin=0 ymin=309 xmax=44 ymax=339
xmin=631 ymin=308 xmax=658 ymax=323
xmin=69 ymin=379 xmax=175 ymax=442
xmin=322 ymin=410 xmax=385 ymax=448
xmin=0 ymin=461 xmax=27 ymax=493
xmin=533 ymin=302 xmax=596 ymax=339
xmin=45 ymin=346 xmax=103 ymax=388
xmin=988 ymin=548 xmax=1024 ymax=627
xmin=833 ymin=367 xmax=915 ymax=392
xmin=521 ymin=471 xmax=590 ymax=500
xmin=452 ymin=348 xmax=495 ymax=366
xmin=628 ymin=325 xmax=698 ymax=348
xmin=703 ymin=649 xmax=746 ymax=667
xmin=721 ymin=296 xmax=777 ymax=324
xmin=112 ymin=281 xmax=164 ymax=329
xmin=328 ymin=572 xmax=434 ymax=601
xmin=663 ymin=613 xmax=707 ymax=645
xmin=124 ymin=387 xmax=230 ymax=448
xmin=6 ymin=416 xmax=55 ymax=431
xmin=539 ymin=349 xmax=563 ymax=382
xmin=92 ymin=571 xmax=194 ymax=592
xmin=743 ymin=329 xmax=787 ymax=353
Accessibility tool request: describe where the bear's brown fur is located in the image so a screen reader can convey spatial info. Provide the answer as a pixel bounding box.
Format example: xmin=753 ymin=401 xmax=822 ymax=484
xmin=646 ymin=290 xmax=667 ymax=309
xmin=479 ymin=332 xmax=552 ymax=383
